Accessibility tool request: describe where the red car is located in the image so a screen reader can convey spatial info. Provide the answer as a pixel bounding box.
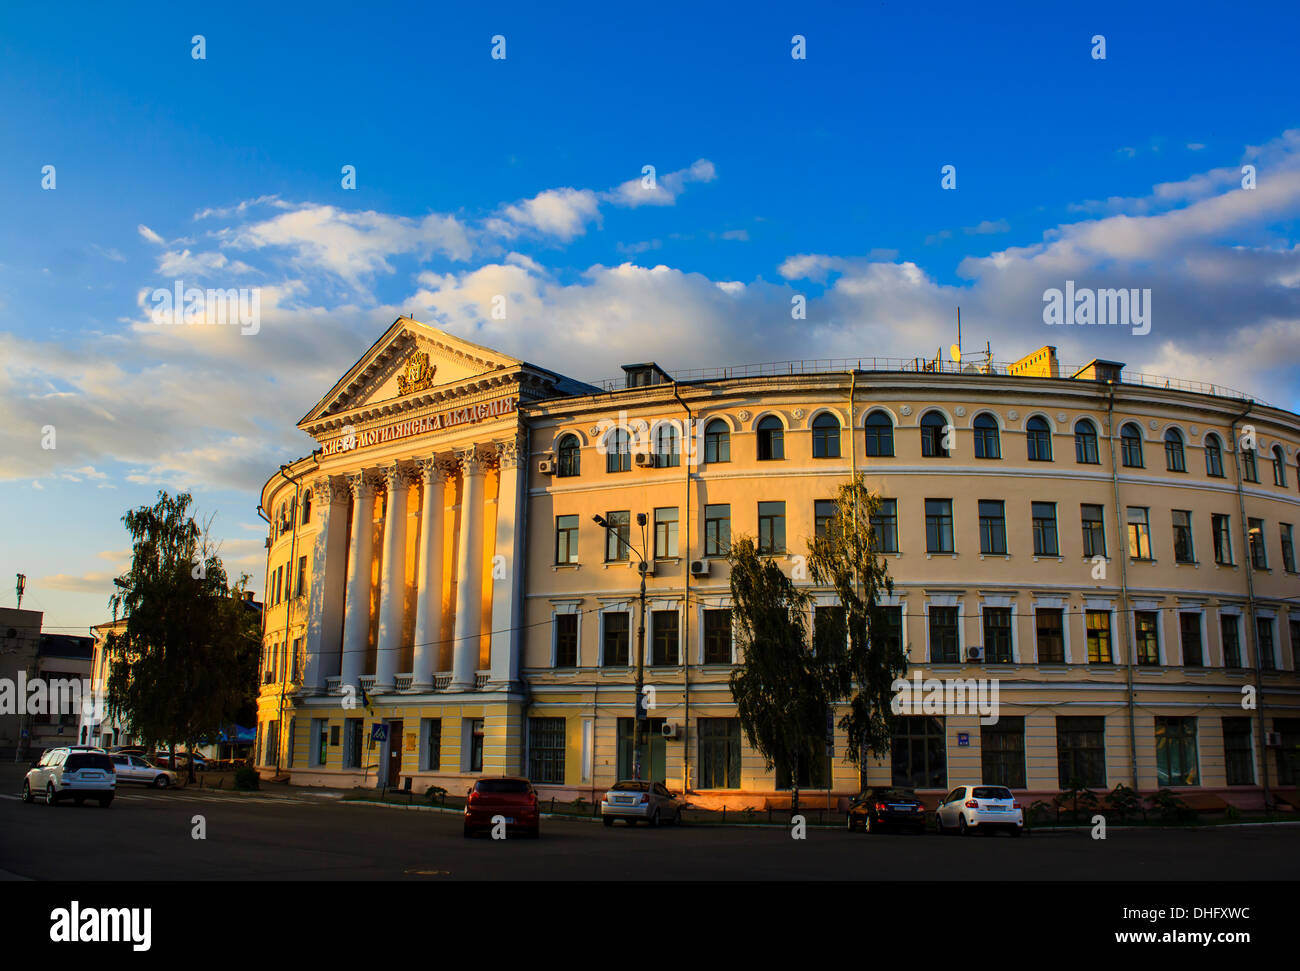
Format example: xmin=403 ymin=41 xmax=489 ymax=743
xmin=463 ymin=777 xmax=540 ymax=838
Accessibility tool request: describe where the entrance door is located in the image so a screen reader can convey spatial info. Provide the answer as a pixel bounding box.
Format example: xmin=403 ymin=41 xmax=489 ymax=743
xmin=617 ymin=718 xmax=665 ymax=782
xmin=386 ymin=719 xmax=403 ymax=788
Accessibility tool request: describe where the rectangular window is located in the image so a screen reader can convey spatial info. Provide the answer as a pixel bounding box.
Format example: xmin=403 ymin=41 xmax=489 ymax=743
xmin=813 ymin=605 xmax=845 ymax=654
xmin=871 ymin=499 xmax=899 ymax=553
xmin=978 ymin=500 xmax=1007 ymax=555
xmin=1258 ymin=617 xmax=1275 ymax=671
xmin=554 ymin=613 xmax=578 ymax=668
xmin=343 ymin=718 xmax=362 ymax=769
xmin=604 ymin=510 xmax=630 ymax=562
xmin=1135 ymin=611 xmax=1160 ymax=665
xmin=1222 ymin=717 xmax=1254 ymax=786
xmin=1179 ymin=613 xmax=1204 ymax=667
xmin=925 ymin=498 xmax=954 ymax=553
xmin=1127 ymin=507 xmax=1152 ymax=560
xmin=1282 ymin=524 xmax=1297 ymax=573
xmin=983 ymin=607 xmax=1012 ymax=663
xmin=1243 ymin=449 xmax=1259 ymax=483
xmin=1172 ymin=510 xmax=1195 ymax=564
xmin=890 ymin=716 xmax=947 ymax=789
xmin=1277 ymin=719 xmax=1300 ymax=786
xmin=555 ymin=514 xmax=579 ymax=564
xmin=1249 ymin=518 xmax=1267 ymax=569
xmin=296 ymin=555 xmax=307 ymax=597
xmin=1032 ymin=502 xmax=1059 ymax=556
xmin=602 ymin=612 xmax=631 ymax=667
xmin=1036 ymin=609 xmax=1065 ymax=664
xmin=654 ymin=507 xmax=679 ymax=559
xmin=1221 ymin=614 xmax=1242 ymax=668
xmin=1056 ymin=716 xmax=1106 ymax=788
xmin=468 ymin=719 xmax=484 ymax=773
xmin=981 ymin=716 xmax=1026 ymax=789
xmin=928 ymin=606 xmax=959 ymax=663
xmin=652 ymin=610 xmax=680 ymax=666
xmin=814 ymin=499 xmax=837 ymax=539
xmin=704 ymin=504 xmax=730 ymax=557
xmin=757 ymin=501 xmax=786 ymax=554
xmin=702 ymin=609 xmax=732 ymax=665
xmin=310 ymin=718 xmax=327 ymax=768
xmin=1155 ymin=717 xmax=1199 ymax=786
xmin=422 ymin=718 xmax=442 ymax=771
xmin=697 ymin=718 xmax=741 ymax=789
xmin=1081 ymin=503 xmax=1106 ymax=558
xmin=1086 ymin=610 xmax=1113 ymax=663
xmin=1212 ymin=514 xmax=1234 ymax=565
xmin=878 ymin=605 xmax=903 ymax=656
xmin=528 ymin=717 xmax=566 ymax=784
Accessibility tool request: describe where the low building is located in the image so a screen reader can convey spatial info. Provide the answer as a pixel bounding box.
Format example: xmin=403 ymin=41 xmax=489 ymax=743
xmin=0 ymin=607 xmax=43 ymax=759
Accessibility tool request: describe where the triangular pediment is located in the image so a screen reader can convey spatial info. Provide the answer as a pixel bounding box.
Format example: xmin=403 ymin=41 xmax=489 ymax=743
xmin=298 ymin=317 xmax=525 ymax=428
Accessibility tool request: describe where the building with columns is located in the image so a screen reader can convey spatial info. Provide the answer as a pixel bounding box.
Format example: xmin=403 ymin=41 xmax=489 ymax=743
xmin=259 ymin=319 xmax=1300 ymax=810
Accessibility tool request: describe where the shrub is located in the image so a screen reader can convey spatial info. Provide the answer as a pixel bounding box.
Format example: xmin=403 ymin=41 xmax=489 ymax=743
xmin=1026 ymin=799 xmax=1054 ymax=829
xmin=424 ymin=785 xmax=447 ymax=805
xmin=1055 ymin=778 xmax=1099 ymax=823
xmin=1149 ymin=788 xmax=1197 ymax=825
xmin=1105 ymin=783 xmax=1143 ymax=823
xmin=233 ymin=767 xmax=259 ymax=791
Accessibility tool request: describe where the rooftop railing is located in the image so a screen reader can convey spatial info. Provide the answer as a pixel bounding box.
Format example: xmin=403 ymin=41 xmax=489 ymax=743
xmin=582 ymin=357 xmax=1268 ymax=408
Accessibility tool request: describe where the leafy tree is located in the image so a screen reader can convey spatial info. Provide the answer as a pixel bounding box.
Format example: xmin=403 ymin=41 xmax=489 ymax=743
xmin=805 ymin=474 xmax=907 ymax=769
xmin=104 ymin=491 xmax=260 ymax=782
xmin=727 ymin=536 xmax=833 ymax=813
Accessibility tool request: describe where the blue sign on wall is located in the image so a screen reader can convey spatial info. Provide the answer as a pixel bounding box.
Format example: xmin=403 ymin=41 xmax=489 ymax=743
xmin=370 ymin=723 xmax=389 ymax=743
xmin=957 ymin=732 xmax=970 ymax=747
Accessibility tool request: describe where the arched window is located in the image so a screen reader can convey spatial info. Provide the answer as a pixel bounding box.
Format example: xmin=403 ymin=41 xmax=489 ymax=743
xmin=655 ymin=423 xmax=681 ymax=468
xmin=973 ymin=413 xmax=1000 ymax=459
xmin=1074 ymin=419 xmax=1099 ymax=464
xmin=757 ymin=416 xmax=784 ymax=461
xmin=1204 ymin=434 xmax=1224 ymax=477
xmin=920 ymin=410 xmax=949 ymax=458
xmin=1120 ymin=423 xmax=1144 ymax=468
xmin=812 ymin=413 xmax=841 ymax=458
xmin=1273 ymin=445 xmax=1288 ymax=487
xmin=1026 ymin=416 xmax=1052 ymax=462
xmin=1164 ymin=428 xmax=1186 ymax=472
xmin=556 ymin=434 xmax=581 ymax=477
xmin=863 ymin=410 xmax=894 ymax=457
xmin=703 ymin=419 xmax=730 ymax=463
xmin=606 ymin=429 xmax=631 ymax=473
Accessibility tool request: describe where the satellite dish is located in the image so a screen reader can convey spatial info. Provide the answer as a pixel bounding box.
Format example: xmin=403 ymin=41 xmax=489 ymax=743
xmin=950 ymin=345 xmax=961 ymax=362
xmin=963 ymin=364 xmax=980 ymax=374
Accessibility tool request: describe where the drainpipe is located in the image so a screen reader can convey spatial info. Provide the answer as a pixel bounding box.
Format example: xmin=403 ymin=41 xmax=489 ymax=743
xmin=274 ymin=462 xmax=311 ymax=778
xmin=517 ymin=409 xmax=534 ymax=776
xmin=848 ymin=369 xmax=858 ymax=797
xmin=1104 ymin=383 xmax=1139 ymax=789
xmin=1229 ymin=401 xmax=1270 ymax=808
xmin=672 ymin=382 xmax=692 ymax=794
xmin=255 ymin=501 xmax=273 ymax=770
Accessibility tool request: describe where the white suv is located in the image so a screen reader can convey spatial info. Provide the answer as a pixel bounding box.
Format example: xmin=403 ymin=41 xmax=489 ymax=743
xmin=935 ymin=785 xmax=1023 ymax=836
xmin=23 ymin=747 xmax=117 ymax=807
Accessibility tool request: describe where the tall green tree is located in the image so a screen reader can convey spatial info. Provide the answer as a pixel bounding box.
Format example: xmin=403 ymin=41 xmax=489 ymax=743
xmin=105 ymin=491 xmax=260 ymax=781
xmin=806 ymin=473 xmax=908 ymax=772
xmin=727 ymin=536 xmax=835 ymax=812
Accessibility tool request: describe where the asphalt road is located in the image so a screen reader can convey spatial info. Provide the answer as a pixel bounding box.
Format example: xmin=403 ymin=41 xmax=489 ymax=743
xmin=2 ymin=783 xmax=1298 ymax=880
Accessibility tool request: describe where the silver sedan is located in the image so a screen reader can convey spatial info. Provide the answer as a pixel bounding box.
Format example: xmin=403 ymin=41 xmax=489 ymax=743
xmin=110 ymin=753 xmax=178 ymax=788
xmin=600 ymin=780 xmax=685 ymax=827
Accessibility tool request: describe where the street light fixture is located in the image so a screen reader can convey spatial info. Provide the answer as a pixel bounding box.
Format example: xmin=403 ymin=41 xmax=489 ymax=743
xmin=593 ymin=512 xmax=650 ymax=781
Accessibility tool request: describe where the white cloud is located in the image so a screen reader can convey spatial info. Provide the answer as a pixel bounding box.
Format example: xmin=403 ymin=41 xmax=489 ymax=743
xmin=494 ymin=187 xmax=601 ymax=242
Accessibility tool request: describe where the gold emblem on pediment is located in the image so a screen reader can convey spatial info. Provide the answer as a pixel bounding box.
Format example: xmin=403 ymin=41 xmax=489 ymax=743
xmin=397 ymin=351 xmax=437 ymax=396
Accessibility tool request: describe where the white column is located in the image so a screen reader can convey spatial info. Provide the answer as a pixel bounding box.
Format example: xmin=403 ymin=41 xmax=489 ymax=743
xmin=340 ymin=471 xmax=378 ymax=688
xmin=374 ymin=463 xmax=411 ymax=691
xmin=412 ymin=457 xmax=449 ymax=691
xmin=303 ymin=477 xmax=349 ymax=694
xmin=489 ymin=437 xmax=526 ymax=688
xmin=451 ymin=446 xmax=486 ymax=691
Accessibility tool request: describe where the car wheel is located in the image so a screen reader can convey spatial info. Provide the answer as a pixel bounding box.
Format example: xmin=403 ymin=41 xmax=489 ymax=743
xmin=958 ymin=816 xmax=970 ymax=836
xmin=45 ymin=784 xmax=58 ymax=806
xmin=865 ymin=813 xmax=876 ymax=834
xmin=602 ymin=816 xmax=614 ymax=827
xmin=648 ymin=809 xmax=660 ymax=828
xmin=846 ymin=813 xmax=857 ymax=832
xmin=463 ymin=824 xmax=474 ymax=838
xmin=21 ymin=781 xmax=32 ymax=803
xmin=153 ymin=775 xmax=170 ymax=789
xmin=673 ymin=808 xmax=683 ymax=827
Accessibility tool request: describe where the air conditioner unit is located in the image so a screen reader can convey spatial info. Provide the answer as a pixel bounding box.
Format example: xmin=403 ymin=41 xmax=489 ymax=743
xmin=1266 ymin=731 xmax=1283 ymax=747
xmin=661 ymin=722 xmax=680 ymax=739
xmin=966 ymin=646 xmax=984 ymax=662
xmin=634 ymin=452 xmax=655 ymax=468
xmin=637 ymin=560 xmax=655 ymax=577
xmin=537 ymin=458 xmax=556 ymax=474
xmin=689 ymin=559 xmax=710 ymax=576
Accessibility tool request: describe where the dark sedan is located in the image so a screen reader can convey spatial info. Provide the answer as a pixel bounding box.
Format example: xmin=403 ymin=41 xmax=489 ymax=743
xmin=846 ymin=787 xmax=928 ymax=834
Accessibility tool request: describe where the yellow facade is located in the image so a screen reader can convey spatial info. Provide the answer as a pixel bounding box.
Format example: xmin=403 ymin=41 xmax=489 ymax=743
xmin=258 ymin=320 xmax=1300 ymax=808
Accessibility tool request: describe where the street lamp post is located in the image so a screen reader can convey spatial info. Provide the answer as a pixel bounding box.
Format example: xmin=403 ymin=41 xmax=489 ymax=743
xmin=594 ymin=513 xmax=649 ymax=781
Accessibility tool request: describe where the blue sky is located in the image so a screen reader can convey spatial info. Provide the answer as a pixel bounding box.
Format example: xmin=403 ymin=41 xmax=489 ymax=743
xmin=2 ymin=0 xmax=1299 ymax=630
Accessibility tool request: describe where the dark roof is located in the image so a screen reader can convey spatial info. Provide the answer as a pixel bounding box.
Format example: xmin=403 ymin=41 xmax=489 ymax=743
xmin=38 ymin=633 xmax=94 ymax=660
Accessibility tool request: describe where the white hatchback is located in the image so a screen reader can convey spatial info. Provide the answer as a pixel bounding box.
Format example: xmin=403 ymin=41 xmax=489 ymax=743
xmin=23 ymin=748 xmax=117 ymax=807
xmin=935 ymin=785 xmax=1023 ymax=836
